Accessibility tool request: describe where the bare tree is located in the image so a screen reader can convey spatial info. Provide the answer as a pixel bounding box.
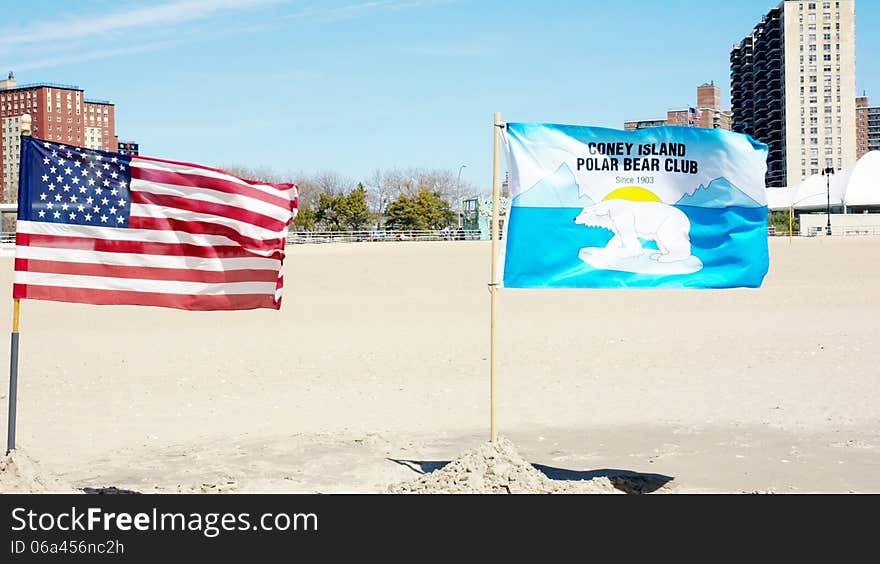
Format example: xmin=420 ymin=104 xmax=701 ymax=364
xmin=311 ymin=171 xmax=355 ymax=196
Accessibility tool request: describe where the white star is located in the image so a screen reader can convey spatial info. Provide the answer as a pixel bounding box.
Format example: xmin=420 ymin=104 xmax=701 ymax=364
xmin=54 ymin=194 xmax=62 ymax=201
xmin=100 ymin=215 xmax=108 ymax=223
xmin=80 ymin=169 xmax=89 ymax=177
xmin=88 ymin=179 xmax=95 ymax=187
xmin=51 ymin=150 xmax=57 ymax=157
xmin=110 ymin=188 xmax=118 ymax=196
xmin=102 ymin=180 xmax=110 ymax=187
xmin=69 ymin=212 xmax=76 ymax=220
xmin=42 ymin=158 xmax=50 ymax=165
xmin=58 ymin=158 xmax=65 ymax=166
xmin=47 ymin=202 xmax=54 ymax=209
xmin=41 ymin=174 xmax=49 ymax=182
xmin=88 ymin=161 xmax=95 ymax=168
xmin=79 ymin=186 xmax=87 ymax=194
xmin=102 ymin=163 xmax=110 ymax=170
xmin=56 ymin=175 xmax=63 ymax=183
xmin=119 ymin=164 xmax=126 ymax=171
xmin=64 ymin=167 xmax=72 ymax=175
xmin=43 ymin=142 xmax=50 ymax=148
xmin=96 ymin=155 xmax=103 ymax=161
xmin=71 ymin=177 xmax=80 ymax=185
xmin=93 ymin=206 xmax=101 ymax=213
xmin=61 ymin=203 xmax=69 ymax=211
xmin=86 ymin=197 xmax=93 ymax=204
xmin=70 ymin=195 xmax=78 ymax=203
xmin=77 ymin=204 xmax=85 ymax=212
xmin=74 ymin=160 xmax=81 ymax=168
xmin=109 ymin=206 xmax=117 ymax=215
xmin=65 ymin=151 xmax=72 ymax=158
xmin=49 ymin=166 xmax=57 ymax=174
xmin=101 ymin=198 xmax=109 ymax=205
xmin=117 ymin=198 xmax=126 ymax=206
xmin=53 ymin=211 xmax=61 ymax=219
xmin=63 ymin=185 xmax=70 ymax=192
xmin=116 ymin=216 xmax=124 ymax=224
xmin=111 ymin=157 xmax=118 ymax=163
xmin=38 ymin=210 xmax=46 ymax=218
xmin=118 ymin=181 xmax=127 ymax=189
xmin=110 ymin=171 xmax=118 ymax=179
xmin=84 ymin=213 xmax=92 ymax=222
xmin=39 ymin=193 xmax=47 ymax=201
xmin=95 ymin=170 xmax=103 ymax=178
xmin=47 ymin=183 xmax=55 ymax=190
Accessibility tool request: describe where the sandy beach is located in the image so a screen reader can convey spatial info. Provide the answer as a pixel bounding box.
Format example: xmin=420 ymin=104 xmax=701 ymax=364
xmin=1 ymin=236 xmax=879 ymax=494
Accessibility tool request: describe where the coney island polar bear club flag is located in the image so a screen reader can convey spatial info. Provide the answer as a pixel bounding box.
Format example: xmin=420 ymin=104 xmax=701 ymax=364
xmin=499 ymin=123 xmax=770 ymax=289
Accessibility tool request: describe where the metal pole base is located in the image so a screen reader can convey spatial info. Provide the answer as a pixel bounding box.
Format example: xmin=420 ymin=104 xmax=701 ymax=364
xmin=7 ymin=331 xmax=19 ymax=455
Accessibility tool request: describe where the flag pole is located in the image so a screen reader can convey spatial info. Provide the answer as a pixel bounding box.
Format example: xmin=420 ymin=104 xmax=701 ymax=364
xmin=489 ymin=112 xmax=502 ymax=444
xmin=789 ymin=206 xmax=794 ymax=242
xmin=7 ymin=300 xmax=20 ymax=455
xmin=7 ymin=114 xmax=29 ymax=455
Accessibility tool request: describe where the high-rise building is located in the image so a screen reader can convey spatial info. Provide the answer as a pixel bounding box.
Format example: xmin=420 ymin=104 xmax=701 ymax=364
xmin=856 ymin=95 xmax=879 ymax=157
xmin=624 ymin=83 xmax=733 ymax=131
xmin=0 ymin=72 xmax=118 ymax=205
xmin=731 ymin=0 xmax=857 ymax=188
xmin=867 ymin=107 xmax=880 ymax=154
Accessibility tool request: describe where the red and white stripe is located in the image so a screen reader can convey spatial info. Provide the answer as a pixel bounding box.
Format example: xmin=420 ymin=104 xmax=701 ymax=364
xmin=14 ymin=155 xmax=298 ymax=311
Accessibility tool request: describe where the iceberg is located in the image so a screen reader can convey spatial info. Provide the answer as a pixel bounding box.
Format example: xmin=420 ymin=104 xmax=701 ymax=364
xmin=677 ymin=177 xmax=762 ymax=208
xmin=512 ymin=163 xmax=595 ymax=208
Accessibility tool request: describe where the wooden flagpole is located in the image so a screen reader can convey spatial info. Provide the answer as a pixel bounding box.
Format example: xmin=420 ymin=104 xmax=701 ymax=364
xmin=789 ymin=206 xmax=794 ymax=242
xmin=7 ymin=114 xmax=29 ymax=454
xmin=489 ymin=112 xmax=502 ymax=443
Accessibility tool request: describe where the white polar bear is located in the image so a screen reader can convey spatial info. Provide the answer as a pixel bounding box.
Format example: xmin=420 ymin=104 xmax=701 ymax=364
xmin=574 ymin=199 xmax=694 ymax=263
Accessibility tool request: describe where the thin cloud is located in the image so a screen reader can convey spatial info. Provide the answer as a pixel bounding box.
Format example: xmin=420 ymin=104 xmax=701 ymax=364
xmin=283 ymin=0 xmax=454 ymax=23
xmin=13 ymin=40 xmax=187 ymax=71
xmin=0 ymin=0 xmax=288 ymax=47
xmin=406 ymin=41 xmax=493 ymax=58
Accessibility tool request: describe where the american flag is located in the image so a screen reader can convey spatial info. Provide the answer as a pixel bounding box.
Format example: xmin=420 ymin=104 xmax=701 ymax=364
xmin=14 ymin=137 xmax=298 ymax=311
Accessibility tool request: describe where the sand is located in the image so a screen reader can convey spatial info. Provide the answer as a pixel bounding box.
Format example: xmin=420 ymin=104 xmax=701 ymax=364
xmin=388 ymin=436 xmax=623 ymax=494
xmin=0 ymin=236 xmax=878 ymax=494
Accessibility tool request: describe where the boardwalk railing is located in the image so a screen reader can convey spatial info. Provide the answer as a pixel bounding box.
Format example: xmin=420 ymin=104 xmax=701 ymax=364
xmin=771 ymin=225 xmax=880 ymax=237
xmin=2 ymin=227 xmax=878 ymax=246
xmin=286 ymin=230 xmax=483 ymax=243
xmin=0 ymin=230 xmax=485 ymax=245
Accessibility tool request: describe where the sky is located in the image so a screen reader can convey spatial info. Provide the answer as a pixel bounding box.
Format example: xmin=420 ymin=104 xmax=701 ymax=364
xmin=2 ymin=0 xmax=878 ymax=192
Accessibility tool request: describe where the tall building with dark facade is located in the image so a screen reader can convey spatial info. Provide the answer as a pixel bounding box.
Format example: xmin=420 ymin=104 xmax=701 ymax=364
xmin=867 ymin=106 xmax=880 ymax=154
xmin=1 ymin=72 xmax=117 ymax=204
xmin=856 ymin=95 xmax=879 ymax=157
xmin=731 ymin=0 xmax=857 ymax=188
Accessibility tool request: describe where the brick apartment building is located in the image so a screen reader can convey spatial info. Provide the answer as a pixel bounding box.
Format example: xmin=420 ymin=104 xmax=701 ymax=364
xmin=625 ymin=83 xmax=733 ymax=131
xmin=1 ymin=72 xmax=118 ymax=206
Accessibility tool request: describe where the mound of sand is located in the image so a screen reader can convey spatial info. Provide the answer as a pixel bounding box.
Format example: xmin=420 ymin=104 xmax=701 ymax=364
xmin=0 ymin=449 xmax=74 ymax=493
xmin=388 ymin=437 xmax=621 ymax=494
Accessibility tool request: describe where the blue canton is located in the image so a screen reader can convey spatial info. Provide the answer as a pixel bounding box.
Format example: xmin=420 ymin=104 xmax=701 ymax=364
xmin=18 ymin=137 xmax=133 ymax=228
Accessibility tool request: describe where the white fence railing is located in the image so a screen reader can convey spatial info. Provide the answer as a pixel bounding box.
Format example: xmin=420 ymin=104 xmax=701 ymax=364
xmin=799 ymin=225 xmax=880 ymax=237
xmin=0 ymin=230 xmax=485 ymax=245
xmin=286 ymin=230 xmax=483 ymax=243
xmin=2 ymin=227 xmax=879 ymax=246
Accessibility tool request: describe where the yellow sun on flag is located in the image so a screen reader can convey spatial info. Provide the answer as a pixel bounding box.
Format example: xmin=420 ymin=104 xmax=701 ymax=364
xmin=602 ymin=186 xmax=662 ymax=202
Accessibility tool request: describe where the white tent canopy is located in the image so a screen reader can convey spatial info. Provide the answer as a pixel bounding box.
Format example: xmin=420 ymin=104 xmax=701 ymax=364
xmin=766 ymin=151 xmax=880 ymax=211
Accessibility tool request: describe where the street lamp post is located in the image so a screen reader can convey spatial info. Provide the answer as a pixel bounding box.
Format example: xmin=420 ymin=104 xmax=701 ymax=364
xmin=457 ymin=164 xmax=467 ymax=228
xmin=823 ymin=166 xmax=834 ymax=236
